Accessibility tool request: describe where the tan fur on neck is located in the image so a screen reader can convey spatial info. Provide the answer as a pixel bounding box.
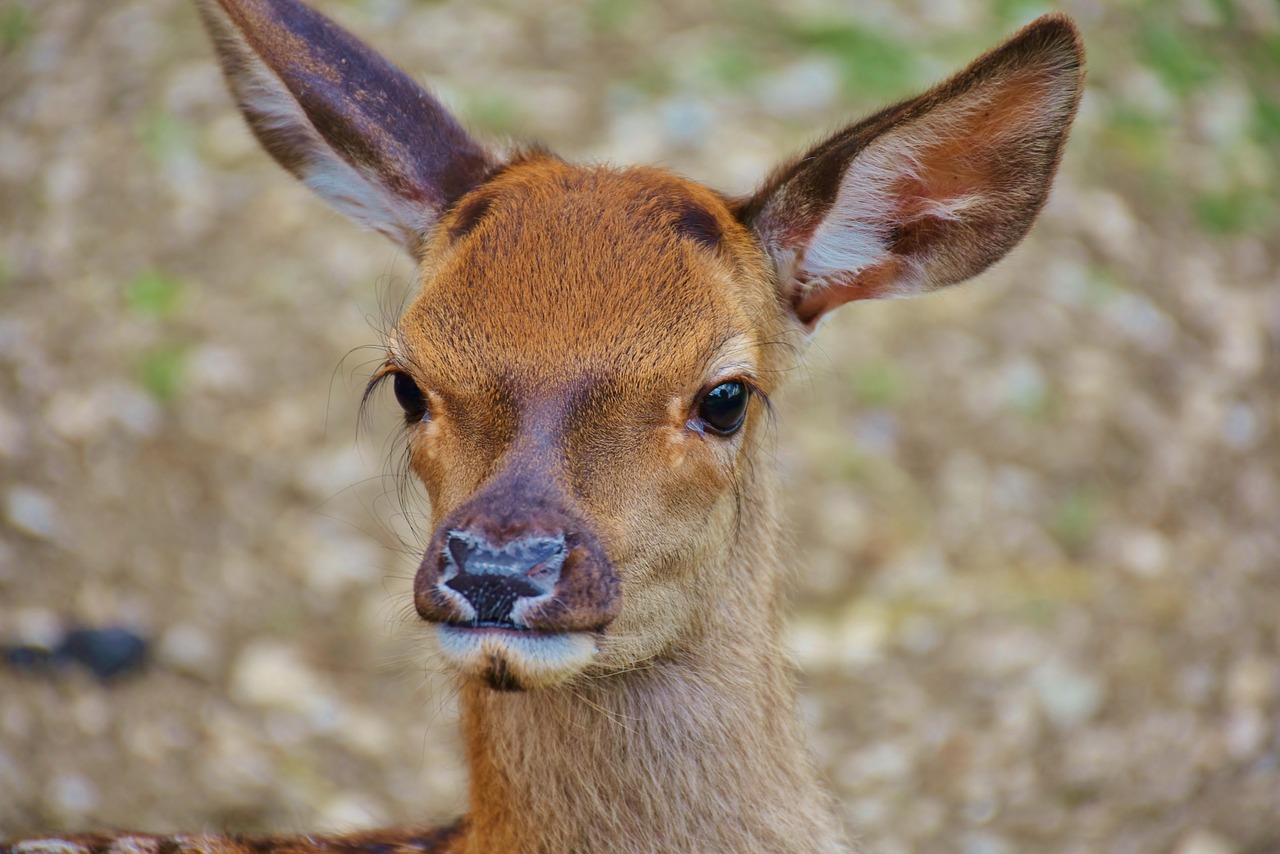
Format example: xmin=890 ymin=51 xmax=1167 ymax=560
xmin=458 ymin=476 xmax=848 ymax=853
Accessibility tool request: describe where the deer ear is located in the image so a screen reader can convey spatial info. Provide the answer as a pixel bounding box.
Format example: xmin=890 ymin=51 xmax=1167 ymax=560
xmin=740 ymin=15 xmax=1084 ymax=328
xmin=197 ymin=0 xmax=498 ymax=252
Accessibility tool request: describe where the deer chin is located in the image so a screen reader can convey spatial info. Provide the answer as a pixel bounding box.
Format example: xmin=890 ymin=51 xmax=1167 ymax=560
xmin=436 ymin=625 xmax=599 ymax=690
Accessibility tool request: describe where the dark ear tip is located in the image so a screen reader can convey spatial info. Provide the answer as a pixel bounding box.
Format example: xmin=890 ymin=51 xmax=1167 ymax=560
xmin=1015 ymin=13 xmax=1086 ymax=72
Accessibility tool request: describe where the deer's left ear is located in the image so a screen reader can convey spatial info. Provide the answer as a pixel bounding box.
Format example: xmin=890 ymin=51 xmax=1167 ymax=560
xmin=740 ymin=15 xmax=1085 ymax=328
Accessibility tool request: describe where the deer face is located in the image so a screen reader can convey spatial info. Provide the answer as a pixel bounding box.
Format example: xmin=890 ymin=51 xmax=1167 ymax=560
xmin=393 ymin=160 xmax=790 ymax=689
xmin=199 ymin=0 xmax=1082 ymax=691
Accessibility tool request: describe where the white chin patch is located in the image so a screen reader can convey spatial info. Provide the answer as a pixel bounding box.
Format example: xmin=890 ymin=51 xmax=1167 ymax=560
xmin=436 ymin=626 xmax=598 ymax=689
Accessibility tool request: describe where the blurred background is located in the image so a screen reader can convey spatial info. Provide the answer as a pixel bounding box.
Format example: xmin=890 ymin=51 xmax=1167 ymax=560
xmin=0 ymin=0 xmax=1277 ymax=851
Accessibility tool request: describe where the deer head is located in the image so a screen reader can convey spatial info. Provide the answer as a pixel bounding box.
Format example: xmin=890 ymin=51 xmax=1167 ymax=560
xmin=199 ymin=0 xmax=1084 ymax=693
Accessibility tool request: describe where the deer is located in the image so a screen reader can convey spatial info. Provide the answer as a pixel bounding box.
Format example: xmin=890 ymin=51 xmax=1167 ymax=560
xmin=4 ymin=1 xmax=1084 ymax=852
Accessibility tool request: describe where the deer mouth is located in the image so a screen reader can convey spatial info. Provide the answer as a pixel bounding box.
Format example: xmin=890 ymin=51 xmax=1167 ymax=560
xmin=435 ymin=624 xmax=599 ymax=690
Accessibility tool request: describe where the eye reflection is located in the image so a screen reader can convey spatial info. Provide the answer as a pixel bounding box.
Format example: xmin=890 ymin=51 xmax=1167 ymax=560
xmin=697 ymin=381 xmax=749 ymax=435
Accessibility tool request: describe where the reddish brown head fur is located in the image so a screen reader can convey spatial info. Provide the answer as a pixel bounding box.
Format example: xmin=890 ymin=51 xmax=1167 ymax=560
xmin=392 ymin=154 xmax=795 ymax=686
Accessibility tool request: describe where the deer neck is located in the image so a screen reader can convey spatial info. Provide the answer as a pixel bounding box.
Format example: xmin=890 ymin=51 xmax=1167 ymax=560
xmin=455 ymin=485 xmax=848 ymax=853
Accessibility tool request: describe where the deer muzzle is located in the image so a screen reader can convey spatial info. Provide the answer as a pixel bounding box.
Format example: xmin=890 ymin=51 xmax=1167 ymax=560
xmin=413 ymin=483 xmax=621 ymax=689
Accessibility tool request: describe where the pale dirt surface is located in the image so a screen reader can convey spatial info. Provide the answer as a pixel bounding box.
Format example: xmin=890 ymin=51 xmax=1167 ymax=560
xmin=1 ymin=1 xmax=1278 ymax=852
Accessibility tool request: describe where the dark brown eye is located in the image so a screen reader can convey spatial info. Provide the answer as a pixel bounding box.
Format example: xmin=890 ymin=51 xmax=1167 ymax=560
xmin=393 ymin=372 xmax=428 ymax=422
xmin=697 ymin=381 xmax=749 ymax=435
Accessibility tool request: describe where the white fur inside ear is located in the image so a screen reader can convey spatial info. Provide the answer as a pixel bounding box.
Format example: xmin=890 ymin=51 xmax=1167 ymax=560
xmin=786 ymin=48 xmax=1078 ymax=302
xmin=202 ymin=2 xmax=429 ymax=249
xmin=245 ymin=66 xmax=418 ymax=242
xmin=796 ymin=115 xmax=985 ymax=301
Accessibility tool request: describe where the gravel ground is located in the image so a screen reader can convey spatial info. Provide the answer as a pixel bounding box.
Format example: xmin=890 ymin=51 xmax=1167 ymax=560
xmin=1 ymin=1 xmax=1278 ymax=852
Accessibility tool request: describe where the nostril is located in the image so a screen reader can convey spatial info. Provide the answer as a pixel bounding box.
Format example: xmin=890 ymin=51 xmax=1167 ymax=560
xmin=446 ymin=533 xmax=472 ymax=577
xmin=439 ymin=531 xmax=568 ymax=622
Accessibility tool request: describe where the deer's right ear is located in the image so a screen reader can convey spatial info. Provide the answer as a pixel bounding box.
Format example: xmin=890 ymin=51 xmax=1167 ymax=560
xmin=740 ymin=15 xmax=1084 ymax=329
xmin=197 ymin=0 xmax=498 ymax=253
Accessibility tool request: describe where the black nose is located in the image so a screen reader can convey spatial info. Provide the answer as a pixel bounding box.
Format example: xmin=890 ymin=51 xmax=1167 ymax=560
xmin=441 ymin=531 xmax=566 ymax=625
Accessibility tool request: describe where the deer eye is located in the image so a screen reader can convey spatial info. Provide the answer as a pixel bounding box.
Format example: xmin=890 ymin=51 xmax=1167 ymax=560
xmin=393 ymin=372 xmax=429 ymax=422
xmin=696 ymin=381 xmax=749 ymax=435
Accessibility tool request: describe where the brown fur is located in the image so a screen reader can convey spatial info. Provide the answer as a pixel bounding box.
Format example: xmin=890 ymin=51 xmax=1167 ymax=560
xmin=4 ymin=4 xmax=1084 ymax=853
